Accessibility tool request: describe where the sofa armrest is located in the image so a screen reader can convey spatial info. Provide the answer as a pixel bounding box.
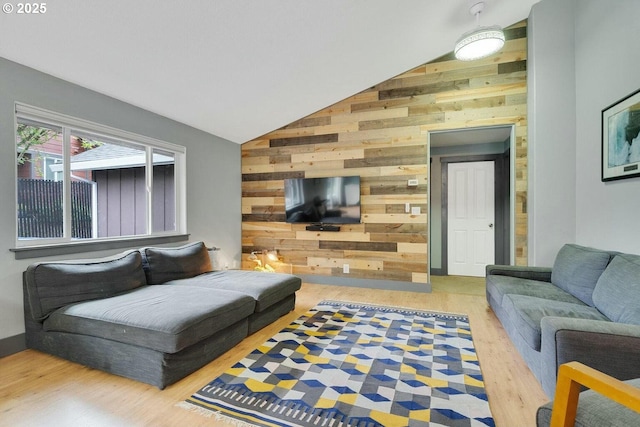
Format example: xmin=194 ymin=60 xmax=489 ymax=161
xmin=540 ymin=317 xmax=640 ymax=398
xmin=485 ymin=264 xmax=553 ymax=282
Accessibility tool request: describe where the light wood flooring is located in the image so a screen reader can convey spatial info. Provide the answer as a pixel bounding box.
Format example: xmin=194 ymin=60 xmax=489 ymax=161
xmin=0 ymin=279 xmax=548 ymax=426
xmin=430 ymin=274 xmax=487 ymax=296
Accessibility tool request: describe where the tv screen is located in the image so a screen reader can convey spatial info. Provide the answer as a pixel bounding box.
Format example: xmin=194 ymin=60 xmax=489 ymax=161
xmin=284 ymin=176 xmax=361 ymax=224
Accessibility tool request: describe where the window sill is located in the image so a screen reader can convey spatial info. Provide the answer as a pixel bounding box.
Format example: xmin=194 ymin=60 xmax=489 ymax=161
xmin=11 ymin=234 xmax=190 ymax=260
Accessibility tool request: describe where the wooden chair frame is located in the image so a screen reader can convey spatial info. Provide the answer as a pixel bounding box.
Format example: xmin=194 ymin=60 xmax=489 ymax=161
xmin=551 ymin=361 xmax=640 ymax=427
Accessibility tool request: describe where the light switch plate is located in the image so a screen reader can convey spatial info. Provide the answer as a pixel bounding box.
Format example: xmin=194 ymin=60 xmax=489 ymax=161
xmin=411 ymin=206 xmax=421 ymax=215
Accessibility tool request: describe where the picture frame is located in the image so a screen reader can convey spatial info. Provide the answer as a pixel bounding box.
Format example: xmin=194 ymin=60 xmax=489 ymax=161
xmin=602 ymin=88 xmax=640 ymax=182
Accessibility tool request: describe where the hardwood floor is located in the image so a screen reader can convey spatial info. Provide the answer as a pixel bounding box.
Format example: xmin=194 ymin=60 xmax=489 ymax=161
xmin=0 ymin=281 xmax=548 ymax=426
xmin=430 ymin=274 xmax=487 ymax=296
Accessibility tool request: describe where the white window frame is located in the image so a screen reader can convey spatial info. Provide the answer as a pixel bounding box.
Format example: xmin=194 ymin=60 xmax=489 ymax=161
xmin=15 ymin=103 xmax=187 ymax=248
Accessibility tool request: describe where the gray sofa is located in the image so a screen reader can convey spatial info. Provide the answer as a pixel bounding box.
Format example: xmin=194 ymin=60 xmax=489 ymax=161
xmin=23 ymin=241 xmax=301 ymax=389
xmin=486 ymin=243 xmax=640 ymax=397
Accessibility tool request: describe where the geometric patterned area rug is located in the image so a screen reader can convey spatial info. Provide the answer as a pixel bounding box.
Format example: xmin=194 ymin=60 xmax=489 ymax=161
xmin=179 ymin=301 xmax=494 ymax=427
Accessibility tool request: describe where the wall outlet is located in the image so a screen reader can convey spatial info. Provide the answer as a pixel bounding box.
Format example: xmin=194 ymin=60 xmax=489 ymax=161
xmin=411 ymin=206 xmax=421 ymax=215
xmin=407 ymin=179 xmax=419 ymax=187
xmin=343 ymin=264 xmax=350 ymax=274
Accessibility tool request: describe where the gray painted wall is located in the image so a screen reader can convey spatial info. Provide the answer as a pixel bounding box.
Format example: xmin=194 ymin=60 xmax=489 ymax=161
xmin=527 ymin=0 xmax=577 ymax=266
xmin=0 ymin=57 xmax=241 ymax=346
xmin=574 ymin=0 xmax=640 ymax=254
xmin=528 ymin=0 xmax=640 ymax=265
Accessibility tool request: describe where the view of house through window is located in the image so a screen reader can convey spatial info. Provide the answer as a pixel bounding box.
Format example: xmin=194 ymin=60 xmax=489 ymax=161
xmin=15 ymin=106 xmax=184 ymax=245
xmin=152 ymin=148 xmax=176 ymax=233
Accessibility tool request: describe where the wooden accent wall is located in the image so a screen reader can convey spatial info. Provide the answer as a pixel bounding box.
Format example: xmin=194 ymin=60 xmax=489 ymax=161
xmin=241 ymin=21 xmax=528 ymax=285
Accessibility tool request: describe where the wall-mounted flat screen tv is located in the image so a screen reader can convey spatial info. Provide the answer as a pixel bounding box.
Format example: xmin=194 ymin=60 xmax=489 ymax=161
xmin=284 ymin=176 xmax=361 ymax=224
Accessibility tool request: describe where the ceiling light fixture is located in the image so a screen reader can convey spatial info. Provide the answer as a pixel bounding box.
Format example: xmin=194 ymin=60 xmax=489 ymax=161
xmin=454 ymin=1 xmax=505 ymax=61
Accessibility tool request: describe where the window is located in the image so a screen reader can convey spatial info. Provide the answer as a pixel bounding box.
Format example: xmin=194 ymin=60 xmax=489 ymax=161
xmin=43 ymin=156 xmax=63 ymax=181
xmin=15 ymin=104 xmax=186 ymax=247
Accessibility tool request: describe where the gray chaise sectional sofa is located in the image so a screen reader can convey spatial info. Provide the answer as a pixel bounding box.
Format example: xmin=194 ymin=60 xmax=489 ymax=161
xmin=486 ymin=243 xmax=640 ymax=397
xmin=23 ymin=241 xmax=301 ymax=389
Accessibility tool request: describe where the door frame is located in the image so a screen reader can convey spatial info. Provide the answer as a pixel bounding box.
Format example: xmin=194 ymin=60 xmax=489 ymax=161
xmin=439 ymin=154 xmax=509 ymax=276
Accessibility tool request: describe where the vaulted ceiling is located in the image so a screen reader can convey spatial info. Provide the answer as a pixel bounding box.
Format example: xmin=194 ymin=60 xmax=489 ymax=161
xmin=0 ymin=0 xmax=539 ymax=143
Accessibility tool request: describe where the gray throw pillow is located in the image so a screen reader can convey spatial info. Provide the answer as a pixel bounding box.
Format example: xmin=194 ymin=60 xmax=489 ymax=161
xmin=550 ymin=244 xmax=614 ymax=306
xmin=141 ymin=241 xmax=212 ymax=285
xmin=592 ymin=254 xmax=640 ymax=324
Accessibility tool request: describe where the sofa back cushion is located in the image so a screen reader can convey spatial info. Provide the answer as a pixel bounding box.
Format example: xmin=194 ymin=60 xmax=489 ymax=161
xmin=550 ymin=244 xmax=615 ymax=306
xmin=592 ymin=254 xmax=640 ymax=325
xmin=24 ymin=250 xmax=146 ymax=321
xmin=140 ymin=241 xmax=211 ymax=285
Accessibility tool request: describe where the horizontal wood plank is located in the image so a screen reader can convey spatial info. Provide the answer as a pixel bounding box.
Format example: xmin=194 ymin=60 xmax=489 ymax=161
xmin=270 ymin=133 xmax=339 ymax=147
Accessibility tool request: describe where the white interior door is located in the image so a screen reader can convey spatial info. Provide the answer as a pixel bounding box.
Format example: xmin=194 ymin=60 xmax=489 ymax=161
xmin=447 ymin=161 xmax=495 ymax=277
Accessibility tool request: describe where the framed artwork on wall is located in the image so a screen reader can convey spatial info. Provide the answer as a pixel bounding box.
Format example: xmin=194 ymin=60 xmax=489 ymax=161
xmin=602 ymin=88 xmax=640 ymax=181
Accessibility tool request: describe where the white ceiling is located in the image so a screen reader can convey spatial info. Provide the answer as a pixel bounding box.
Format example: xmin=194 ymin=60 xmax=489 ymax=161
xmin=0 ymin=0 xmax=538 ymax=144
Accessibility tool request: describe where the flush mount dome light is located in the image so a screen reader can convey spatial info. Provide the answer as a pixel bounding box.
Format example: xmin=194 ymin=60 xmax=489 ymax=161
xmin=454 ymin=1 xmax=505 ymax=61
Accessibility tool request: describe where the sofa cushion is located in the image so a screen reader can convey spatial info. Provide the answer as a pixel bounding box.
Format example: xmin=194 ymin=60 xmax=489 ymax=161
xmin=551 ymin=244 xmax=615 ymax=306
xmin=24 ymin=250 xmax=146 ymax=321
xmin=502 ymin=295 xmax=609 ymax=351
xmin=592 ymin=254 xmax=640 ymax=325
xmin=141 ymin=241 xmax=211 ymax=285
xmin=43 ymin=285 xmax=255 ymax=354
xmin=486 ymin=275 xmax=585 ymax=307
xmin=165 ymin=270 xmax=302 ymax=312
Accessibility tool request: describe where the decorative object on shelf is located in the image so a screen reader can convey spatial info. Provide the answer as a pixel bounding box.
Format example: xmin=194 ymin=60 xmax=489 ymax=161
xmin=601 ymin=88 xmax=640 ymax=181
xmin=248 ymin=249 xmax=279 ymax=272
xmin=454 ymin=1 xmax=505 ymax=61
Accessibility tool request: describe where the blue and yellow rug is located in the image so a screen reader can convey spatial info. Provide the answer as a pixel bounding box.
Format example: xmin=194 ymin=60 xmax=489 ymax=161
xmin=180 ymin=301 xmax=494 ymax=427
